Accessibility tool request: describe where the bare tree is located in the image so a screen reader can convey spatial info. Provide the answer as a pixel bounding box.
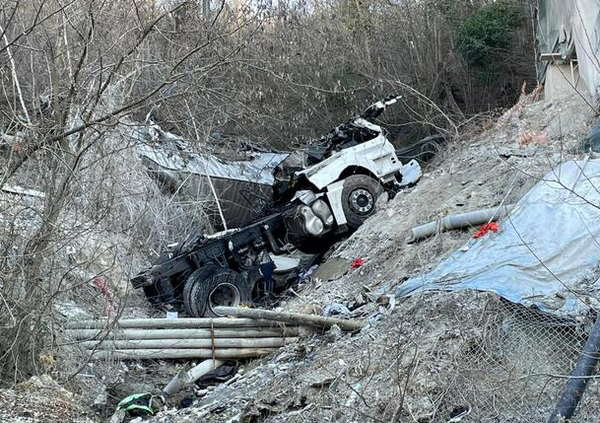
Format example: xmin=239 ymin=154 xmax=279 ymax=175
xmin=0 ymin=0 xmax=259 ymax=383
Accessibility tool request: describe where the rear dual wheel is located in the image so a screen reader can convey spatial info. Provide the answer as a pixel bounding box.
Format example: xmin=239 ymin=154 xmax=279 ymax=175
xmin=183 ymin=266 xmax=251 ymax=317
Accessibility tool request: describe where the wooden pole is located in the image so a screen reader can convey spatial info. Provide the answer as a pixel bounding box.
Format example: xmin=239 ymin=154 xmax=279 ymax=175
xmin=88 ymin=348 xmax=279 ymax=360
xmin=79 ymin=337 xmax=297 ymax=350
xmin=65 ymin=317 xmax=289 ymax=329
xmin=66 ymin=327 xmax=300 ymax=340
xmin=214 ymin=306 xmax=365 ymax=332
xmin=163 ymin=359 xmax=225 ymax=396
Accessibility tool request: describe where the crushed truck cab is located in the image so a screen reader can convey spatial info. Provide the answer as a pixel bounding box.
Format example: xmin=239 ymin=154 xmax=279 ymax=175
xmin=294 ymin=136 xmax=404 ymax=227
xmin=131 ymin=96 xmax=421 ymax=316
xmin=298 ymin=134 xmax=403 ymax=189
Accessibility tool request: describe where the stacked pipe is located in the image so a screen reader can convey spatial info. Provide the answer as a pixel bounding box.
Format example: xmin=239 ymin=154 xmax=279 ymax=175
xmin=65 ymin=317 xmax=300 ymax=360
xmin=66 ymin=309 xmax=365 ymax=396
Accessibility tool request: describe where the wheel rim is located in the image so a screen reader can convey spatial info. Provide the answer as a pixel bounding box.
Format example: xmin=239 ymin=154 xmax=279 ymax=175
xmin=348 ymin=188 xmax=375 ymax=215
xmin=208 ymin=282 xmax=241 ymax=315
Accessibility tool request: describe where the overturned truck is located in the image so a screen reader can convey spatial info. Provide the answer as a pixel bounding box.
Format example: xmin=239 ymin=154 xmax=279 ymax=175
xmin=132 ymin=96 xmax=421 ymax=316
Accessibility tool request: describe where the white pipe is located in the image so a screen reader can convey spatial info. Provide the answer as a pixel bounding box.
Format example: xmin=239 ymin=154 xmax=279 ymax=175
xmin=214 ymin=306 xmax=364 ymax=331
xmin=89 ymin=348 xmax=279 ymax=360
xmin=80 ymin=337 xmax=297 ymax=350
xmin=410 ymin=205 xmax=514 ymax=241
xmin=163 ymin=359 xmax=226 ymax=396
xmin=65 ymin=317 xmax=289 ymax=329
xmin=66 ymin=327 xmax=300 ymax=340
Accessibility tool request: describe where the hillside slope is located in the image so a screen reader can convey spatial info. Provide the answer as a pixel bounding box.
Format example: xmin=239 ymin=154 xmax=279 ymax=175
xmin=139 ymin=96 xmax=599 ymax=423
xmin=1 ymin=94 xmax=596 ymax=423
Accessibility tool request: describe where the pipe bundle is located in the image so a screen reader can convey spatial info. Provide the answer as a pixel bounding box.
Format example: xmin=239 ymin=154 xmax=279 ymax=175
xmin=65 ymin=317 xmax=299 ymax=360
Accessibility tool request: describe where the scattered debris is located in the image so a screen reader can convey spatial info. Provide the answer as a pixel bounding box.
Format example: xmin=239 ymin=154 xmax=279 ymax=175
xmin=322 ymin=303 xmax=351 ymax=317
xmin=472 ymin=221 xmax=499 ymax=238
xmin=349 ymin=258 xmax=365 ymax=268
xmin=448 ymin=405 xmax=471 ymax=422
xmin=519 ymin=129 xmax=549 ymax=146
xmin=116 ymin=392 xmax=155 ymax=417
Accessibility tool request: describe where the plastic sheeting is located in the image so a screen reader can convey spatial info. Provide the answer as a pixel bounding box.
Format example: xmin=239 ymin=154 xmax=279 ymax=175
xmin=396 ymin=159 xmax=600 ymax=317
xmin=132 ymin=126 xmax=289 ymax=227
xmin=537 ymin=0 xmax=600 ymax=98
xmin=582 ymin=116 xmax=600 ymax=152
xmin=134 ymin=126 xmax=288 ymax=186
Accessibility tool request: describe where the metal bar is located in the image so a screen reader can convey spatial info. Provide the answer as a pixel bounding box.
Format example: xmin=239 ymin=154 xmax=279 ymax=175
xmin=548 ymin=314 xmax=600 ymax=423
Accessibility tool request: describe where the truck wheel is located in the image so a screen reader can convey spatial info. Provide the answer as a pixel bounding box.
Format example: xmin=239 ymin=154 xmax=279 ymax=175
xmin=183 ymin=267 xmax=215 ymax=317
xmin=184 ymin=266 xmax=251 ymax=317
xmin=341 ymin=175 xmax=384 ymax=229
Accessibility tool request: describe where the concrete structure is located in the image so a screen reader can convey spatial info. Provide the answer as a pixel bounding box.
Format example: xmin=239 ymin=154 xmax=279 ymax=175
xmin=537 ymin=0 xmax=600 ymax=100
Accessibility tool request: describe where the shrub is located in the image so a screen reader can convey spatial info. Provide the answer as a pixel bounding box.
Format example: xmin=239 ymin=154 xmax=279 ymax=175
xmin=457 ymin=1 xmax=524 ymax=72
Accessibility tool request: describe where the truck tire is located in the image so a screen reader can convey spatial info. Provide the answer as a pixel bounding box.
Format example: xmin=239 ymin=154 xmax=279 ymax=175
xmin=341 ymin=175 xmax=384 ymax=229
xmin=184 ymin=266 xmax=251 ymax=317
xmin=183 ymin=266 xmax=216 ymax=317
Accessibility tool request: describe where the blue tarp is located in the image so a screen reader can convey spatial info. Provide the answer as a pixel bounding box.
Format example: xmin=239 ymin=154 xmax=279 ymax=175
xmin=396 ymin=159 xmax=600 ymax=317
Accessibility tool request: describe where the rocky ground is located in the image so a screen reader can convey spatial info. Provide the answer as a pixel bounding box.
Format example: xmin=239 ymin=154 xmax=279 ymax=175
xmin=1 ymin=93 xmax=599 ymax=422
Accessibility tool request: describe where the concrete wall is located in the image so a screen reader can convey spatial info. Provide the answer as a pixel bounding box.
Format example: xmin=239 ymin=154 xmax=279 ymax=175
xmin=538 ymin=0 xmax=600 ymax=99
xmin=545 ymin=63 xmax=589 ymax=99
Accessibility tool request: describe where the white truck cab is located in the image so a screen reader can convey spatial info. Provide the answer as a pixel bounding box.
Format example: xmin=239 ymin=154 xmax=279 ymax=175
xmin=275 ymin=96 xmax=421 ymax=237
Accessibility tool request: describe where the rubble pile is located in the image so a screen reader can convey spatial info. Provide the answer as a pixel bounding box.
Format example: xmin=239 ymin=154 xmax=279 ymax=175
xmin=0 ymin=375 xmax=94 ymax=423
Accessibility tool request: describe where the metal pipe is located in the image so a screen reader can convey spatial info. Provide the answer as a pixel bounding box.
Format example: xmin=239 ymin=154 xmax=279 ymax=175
xmin=548 ymin=314 xmax=600 ymax=423
xmin=65 ymin=317 xmax=288 ymax=329
xmin=409 ymin=205 xmax=514 ymax=241
xmin=66 ymin=327 xmax=300 ymax=340
xmin=79 ymin=337 xmax=297 ymax=350
xmin=88 ymin=348 xmax=279 ymax=360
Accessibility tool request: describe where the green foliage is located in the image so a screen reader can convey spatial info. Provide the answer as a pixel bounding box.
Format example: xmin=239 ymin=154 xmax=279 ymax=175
xmin=456 ymin=1 xmax=524 ymax=71
xmin=436 ymin=0 xmax=470 ymax=27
